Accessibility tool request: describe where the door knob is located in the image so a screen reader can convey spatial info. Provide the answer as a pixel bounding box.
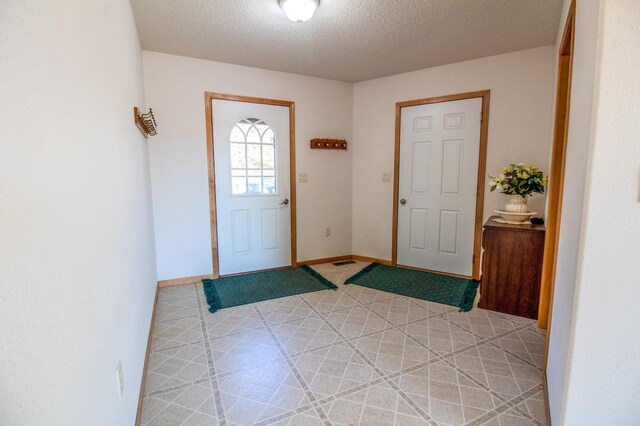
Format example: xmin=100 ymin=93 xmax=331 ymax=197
xmin=280 ymin=198 xmax=290 ymax=205
xmin=400 ymin=198 xmax=407 ymax=205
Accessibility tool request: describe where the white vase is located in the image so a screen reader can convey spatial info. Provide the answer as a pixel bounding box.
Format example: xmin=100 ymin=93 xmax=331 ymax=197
xmin=504 ymin=195 xmax=529 ymax=213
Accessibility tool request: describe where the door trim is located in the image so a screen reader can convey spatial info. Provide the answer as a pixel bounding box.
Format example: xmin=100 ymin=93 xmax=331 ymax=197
xmin=204 ymin=92 xmax=297 ymax=279
xmin=540 ymin=3 xmax=576 ymax=420
xmin=538 ymin=0 xmax=575 ymax=331
xmin=392 ymin=90 xmax=491 ymax=280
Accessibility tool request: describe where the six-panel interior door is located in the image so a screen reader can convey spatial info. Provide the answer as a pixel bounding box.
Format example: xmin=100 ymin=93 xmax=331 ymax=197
xmin=397 ymin=98 xmax=482 ymax=277
xmin=212 ymin=99 xmax=291 ymax=276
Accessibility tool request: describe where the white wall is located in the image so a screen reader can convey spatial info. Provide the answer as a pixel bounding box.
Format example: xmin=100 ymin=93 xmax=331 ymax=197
xmin=548 ymin=0 xmax=640 ymax=424
xmin=143 ymin=52 xmax=353 ymax=281
xmin=352 ymin=47 xmax=557 ymax=260
xmin=545 ymin=0 xmax=601 ymax=423
xmin=0 ymin=1 xmax=157 ymax=424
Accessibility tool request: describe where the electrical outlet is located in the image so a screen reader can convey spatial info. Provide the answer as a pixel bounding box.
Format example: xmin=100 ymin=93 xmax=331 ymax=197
xmin=325 ymin=227 xmax=331 ymax=237
xmin=298 ymin=173 xmax=308 ymax=183
xmin=116 ymin=360 xmax=124 ymax=400
xmin=382 ymin=172 xmax=392 ymax=182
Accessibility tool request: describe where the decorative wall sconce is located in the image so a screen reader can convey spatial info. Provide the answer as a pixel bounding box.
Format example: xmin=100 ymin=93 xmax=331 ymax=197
xmin=134 ymin=107 xmax=157 ymax=138
xmin=310 ymin=138 xmax=347 ymax=150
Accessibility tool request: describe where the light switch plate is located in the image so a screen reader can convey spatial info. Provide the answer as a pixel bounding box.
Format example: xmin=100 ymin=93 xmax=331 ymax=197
xmin=298 ymin=173 xmax=308 ymax=183
xmin=382 ymin=172 xmax=392 ymax=182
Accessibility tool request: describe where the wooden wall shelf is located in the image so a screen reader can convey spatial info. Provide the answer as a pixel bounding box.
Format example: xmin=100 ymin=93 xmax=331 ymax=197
xmin=310 ymin=138 xmax=347 ymax=150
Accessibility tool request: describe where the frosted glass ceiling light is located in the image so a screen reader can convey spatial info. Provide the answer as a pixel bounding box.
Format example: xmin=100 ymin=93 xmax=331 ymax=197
xmin=279 ymin=0 xmax=319 ymax=23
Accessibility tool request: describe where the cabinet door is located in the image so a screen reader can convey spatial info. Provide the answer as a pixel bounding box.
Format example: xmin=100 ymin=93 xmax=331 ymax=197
xmin=479 ymin=228 xmax=543 ymax=319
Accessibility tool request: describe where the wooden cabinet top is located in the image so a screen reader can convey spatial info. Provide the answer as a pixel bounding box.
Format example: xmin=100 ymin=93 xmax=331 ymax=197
xmin=484 ymin=216 xmax=546 ymax=233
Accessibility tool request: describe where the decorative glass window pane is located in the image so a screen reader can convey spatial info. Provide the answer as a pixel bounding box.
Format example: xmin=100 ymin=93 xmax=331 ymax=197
xmin=230 ymin=126 xmax=245 ymax=143
xmin=230 ymin=144 xmax=246 ymax=168
xmin=263 ymin=177 xmax=276 ymax=194
xmin=229 ymin=117 xmax=277 ymax=195
xmin=246 ymin=144 xmax=261 ymax=169
xmin=247 ymin=126 xmax=260 ymax=143
xmin=256 ymin=123 xmax=269 ymax=137
xmin=262 ymin=128 xmax=275 ymax=144
xmin=247 ymin=177 xmax=262 ymax=194
xmin=262 ymin=145 xmax=275 ymax=169
xmin=237 ymin=122 xmax=251 ymax=135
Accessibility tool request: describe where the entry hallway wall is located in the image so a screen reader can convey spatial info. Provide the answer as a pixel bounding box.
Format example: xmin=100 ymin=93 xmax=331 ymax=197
xmin=143 ymin=52 xmax=353 ymax=281
xmin=545 ymin=0 xmax=600 ymax=422
xmin=352 ymin=46 xmax=556 ymax=260
xmin=0 ymin=1 xmax=157 ymax=425
xmin=548 ymin=0 xmax=640 ymax=423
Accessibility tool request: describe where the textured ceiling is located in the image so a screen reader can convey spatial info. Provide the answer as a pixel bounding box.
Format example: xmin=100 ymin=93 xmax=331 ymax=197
xmin=130 ymin=0 xmax=563 ymax=83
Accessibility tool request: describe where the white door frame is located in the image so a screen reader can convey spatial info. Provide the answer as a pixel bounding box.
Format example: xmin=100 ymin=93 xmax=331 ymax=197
xmin=205 ymin=92 xmax=297 ymax=278
xmin=392 ymin=91 xmax=490 ymax=280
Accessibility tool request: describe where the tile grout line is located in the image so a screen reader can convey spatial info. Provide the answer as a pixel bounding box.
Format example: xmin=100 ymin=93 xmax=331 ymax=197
xmin=484 ymin=309 xmax=542 ymax=329
xmin=439 ymin=325 xmax=543 ymax=406
xmin=151 ymin=339 xmax=205 ymax=354
xmin=434 ymin=307 xmax=543 ymax=348
xmin=144 ymin=377 xmax=211 ymax=398
xmin=336 ymin=284 xmax=445 ymax=351
xmin=299 ymin=296 xmax=435 ymax=424
xmin=335 ymin=281 xmax=544 ymax=423
xmin=318 ymin=274 xmax=545 ymax=417
xmin=467 ymin=383 xmax=546 ymax=426
xmin=154 ymin=313 xmax=200 ymax=325
xmin=260 ymin=300 xmax=359 ymax=325
xmin=194 ymin=283 xmax=227 ymax=425
xmin=336 ymin=283 xmax=498 ymax=366
xmin=253 ymin=404 xmax=316 ymax=426
xmin=251 ymin=304 xmax=332 ymax=425
xmin=293 ymin=269 xmax=544 ymax=424
xmin=487 ymin=337 xmax=545 ymax=370
xmin=465 ymin=398 xmax=520 ymax=426
xmin=156 ymin=288 xmax=198 ymax=302
xmin=497 ymin=383 xmax=546 ymax=424
xmin=278 ymin=322 xmax=400 ymax=359
xmin=255 ymin=368 xmax=402 ymax=424
xmin=437 ymin=351 xmax=540 ymax=423
xmin=389 ymin=279 xmax=544 ymax=364
xmin=455 ymin=330 xmax=543 ymax=421
xmin=328 ymin=284 xmax=512 ymax=422
xmin=165 ymin=316 xmax=392 ymax=385
xmin=493 ymin=331 xmax=543 ymax=423
xmin=148 ymin=267 xmax=544 ymax=426
xmin=435 ymin=313 xmax=544 ymax=370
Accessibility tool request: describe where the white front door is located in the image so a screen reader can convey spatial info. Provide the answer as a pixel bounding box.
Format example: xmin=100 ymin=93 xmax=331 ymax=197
xmin=212 ymin=99 xmax=292 ymax=276
xmin=397 ymin=97 xmax=482 ymax=276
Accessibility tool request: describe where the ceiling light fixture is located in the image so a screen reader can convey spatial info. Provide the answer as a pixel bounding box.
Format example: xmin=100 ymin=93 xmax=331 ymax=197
xmin=279 ymin=0 xmax=319 ymax=23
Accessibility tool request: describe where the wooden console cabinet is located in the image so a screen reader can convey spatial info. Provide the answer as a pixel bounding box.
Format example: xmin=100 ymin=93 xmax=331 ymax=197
xmin=479 ymin=216 xmax=546 ymax=319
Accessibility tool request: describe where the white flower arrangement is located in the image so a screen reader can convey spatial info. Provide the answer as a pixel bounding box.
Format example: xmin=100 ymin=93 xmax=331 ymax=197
xmin=489 ymin=163 xmax=549 ymax=197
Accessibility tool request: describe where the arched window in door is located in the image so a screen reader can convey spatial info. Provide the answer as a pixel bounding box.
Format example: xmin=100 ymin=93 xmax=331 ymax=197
xmin=229 ymin=117 xmax=276 ymax=195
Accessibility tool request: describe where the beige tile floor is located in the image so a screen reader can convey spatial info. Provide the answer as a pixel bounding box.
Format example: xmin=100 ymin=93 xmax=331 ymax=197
xmin=140 ymin=261 xmax=547 ymax=426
